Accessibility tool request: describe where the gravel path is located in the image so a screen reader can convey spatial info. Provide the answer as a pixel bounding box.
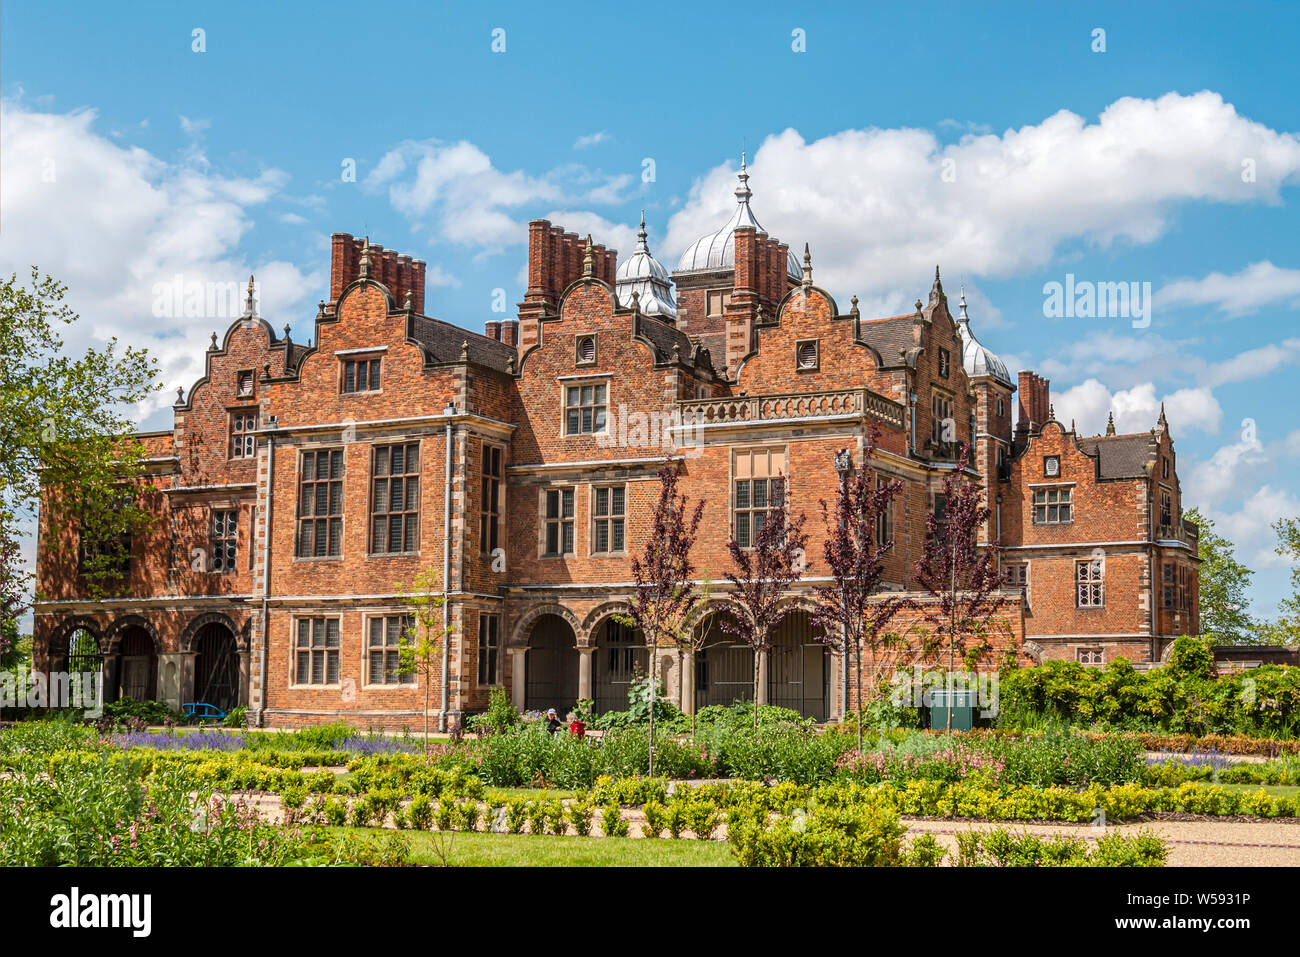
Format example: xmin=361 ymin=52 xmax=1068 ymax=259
xmin=900 ymin=817 xmax=1300 ymax=866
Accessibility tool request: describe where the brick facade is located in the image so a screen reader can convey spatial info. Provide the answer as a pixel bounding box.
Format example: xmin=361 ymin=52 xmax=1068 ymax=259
xmin=34 ymin=177 xmax=1199 ymax=729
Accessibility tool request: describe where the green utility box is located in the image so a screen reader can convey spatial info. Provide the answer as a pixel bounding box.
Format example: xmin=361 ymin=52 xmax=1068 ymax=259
xmin=928 ymin=690 xmax=976 ymax=731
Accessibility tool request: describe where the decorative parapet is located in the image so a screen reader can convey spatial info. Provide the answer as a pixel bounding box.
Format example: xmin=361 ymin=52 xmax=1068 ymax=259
xmin=676 ymin=388 xmax=905 ymax=430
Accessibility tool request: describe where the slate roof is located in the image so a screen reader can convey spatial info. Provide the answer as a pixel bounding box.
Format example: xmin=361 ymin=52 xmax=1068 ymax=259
xmin=1077 ymin=433 xmax=1156 ymax=479
xmin=410 ymin=313 xmax=516 ymax=373
xmin=856 ymin=314 xmax=915 ymax=368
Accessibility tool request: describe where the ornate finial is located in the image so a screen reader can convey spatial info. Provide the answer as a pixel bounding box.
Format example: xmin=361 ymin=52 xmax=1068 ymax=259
xmin=582 ymin=234 xmax=594 ymax=277
xmin=958 ymin=284 xmax=970 ymax=325
xmin=630 ymin=289 xmax=640 ymax=313
xmin=262 ymin=363 xmax=271 ymax=381
xmin=1158 ymin=402 xmax=1168 ymax=426
xmin=1106 ymin=411 xmax=1116 ymax=436
xmin=672 ymin=341 xmax=681 ymax=363
xmin=929 ymin=265 xmax=946 ymax=306
xmin=915 ymin=299 xmax=924 ymax=314
xmin=1071 ymin=418 xmax=1076 ymax=433
xmin=209 ymin=332 xmax=218 ymax=351
xmin=801 ymin=243 xmax=812 ymax=289
xmin=506 ymin=354 xmax=515 ymax=375
xmin=404 ymin=288 xmax=413 ymax=310
xmin=850 ymin=294 xmax=859 ymax=317
xmin=735 ymin=151 xmax=752 ymax=205
xmin=637 ymin=209 xmax=648 ymax=247
xmin=316 ymin=299 xmax=325 ymax=318
xmin=460 ymin=339 xmax=470 ymax=361
xmin=1049 ymin=403 xmax=1056 ymax=420
xmin=359 ymin=237 xmax=372 ymax=279
xmin=242 ymin=275 xmax=257 ymax=318
xmin=283 ymin=323 xmax=291 ymax=345
xmin=174 ymin=386 xmax=185 ymax=406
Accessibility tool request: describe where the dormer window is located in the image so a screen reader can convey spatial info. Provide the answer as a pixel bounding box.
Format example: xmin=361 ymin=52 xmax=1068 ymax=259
xmin=796 ymin=340 xmax=819 ymax=371
xmin=576 ymin=335 xmax=597 ymax=366
xmin=236 ymin=370 xmax=255 ymax=399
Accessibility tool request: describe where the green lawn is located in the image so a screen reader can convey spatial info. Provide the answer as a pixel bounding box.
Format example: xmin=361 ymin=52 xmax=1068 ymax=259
xmin=346 ymin=828 xmax=738 ymax=867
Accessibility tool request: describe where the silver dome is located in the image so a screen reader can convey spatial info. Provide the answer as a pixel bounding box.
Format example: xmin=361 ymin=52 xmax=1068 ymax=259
xmin=676 ymin=156 xmax=802 ymax=278
xmin=616 ymin=213 xmax=677 ymax=319
xmin=956 ymin=287 xmax=1014 ymax=387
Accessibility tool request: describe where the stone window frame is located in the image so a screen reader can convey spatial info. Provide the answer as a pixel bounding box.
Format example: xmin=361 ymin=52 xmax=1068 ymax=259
xmin=1076 ymin=647 xmax=1104 ymax=666
xmin=706 ymin=288 xmax=732 ymax=318
xmin=369 ymin=441 xmax=421 ymax=557
xmin=229 ymin=408 xmax=258 ymax=460
xmin=479 ymin=442 xmax=505 ymax=556
xmin=1075 ymin=557 xmax=1105 ymax=609
xmin=590 ymin=483 xmax=627 ymax=556
xmin=996 ymin=396 xmax=1005 ymax=417
xmin=339 ymin=353 xmax=383 ymax=395
xmin=874 ymin=476 xmax=893 ymax=548
xmin=1004 ymin=561 xmax=1029 ymax=605
xmin=539 ymin=486 xmax=576 ymax=558
xmin=929 ymin=388 xmax=955 ymax=459
xmin=561 ymin=376 xmax=609 ymax=437
xmin=210 ymin=507 xmax=239 ymax=574
xmin=1031 ymin=484 xmax=1074 ymax=525
xmin=295 ymin=447 xmax=345 ymax=560
xmin=361 ymin=612 xmax=415 ymax=689
xmin=290 ymin=615 xmax=342 ymax=688
xmin=731 ymin=445 xmax=788 ymax=550
xmin=795 ymin=338 xmax=820 ymax=373
xmin=477 ymin=611 xmax=502 ymax=687
xmin=575 ymin=334 xmax=597 ymax=367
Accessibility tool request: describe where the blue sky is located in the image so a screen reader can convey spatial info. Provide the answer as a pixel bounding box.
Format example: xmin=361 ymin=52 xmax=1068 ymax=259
xmin=3 ymin=0 xmax=1300 ymax=620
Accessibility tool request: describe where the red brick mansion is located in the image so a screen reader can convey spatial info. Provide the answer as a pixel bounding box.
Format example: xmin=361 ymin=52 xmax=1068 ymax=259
xmin=33 ymin=163 xmax=1200 ymax=727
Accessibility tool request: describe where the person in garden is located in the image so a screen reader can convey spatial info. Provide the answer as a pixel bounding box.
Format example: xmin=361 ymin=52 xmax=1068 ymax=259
xmin=545 ymin=708 xmax=564 ymax=734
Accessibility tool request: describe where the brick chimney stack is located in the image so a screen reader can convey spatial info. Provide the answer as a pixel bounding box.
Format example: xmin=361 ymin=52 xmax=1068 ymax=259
xmin=1017 ymin=371 xmax=1051 ymax=434
xmin=517 ymin=220 xmax=617 ymax=350
xmin=330 ymin=233 xmax=426 ymax=314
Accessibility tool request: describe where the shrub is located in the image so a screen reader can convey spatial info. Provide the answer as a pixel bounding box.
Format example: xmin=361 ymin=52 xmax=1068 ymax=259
xmin=728 ymin=801 xmax=906 ymax=867
xmin=901 ymin=832 xmax=946 ymax=867
xmin=223 ymin=706 xmax=248 ymax=729
xmin=684 ymin=799 xmax=721 ymax=840
xmin=407 ymin=794 xmax=433 ymax=830
xmin=642 ymin=800 xmax=668 ymax=838
xmin=505 ymin=797 xmax=528 ymax=834
xmin=567 ymin=796 xmax=594 ymax=837
xmin=600 ymin=803 xmax=630 ymax=838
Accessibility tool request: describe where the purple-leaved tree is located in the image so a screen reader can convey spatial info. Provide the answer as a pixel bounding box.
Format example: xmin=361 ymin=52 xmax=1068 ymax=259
xmin=811 ymin=430 xmax=911 ymax=751
xmin=912 ymin=443 xmax=1007 ymax=732
xmin=618 ymin=459 xmax=705 ymax=774
xmin=722 ymin=475 xmax=809 ymax=732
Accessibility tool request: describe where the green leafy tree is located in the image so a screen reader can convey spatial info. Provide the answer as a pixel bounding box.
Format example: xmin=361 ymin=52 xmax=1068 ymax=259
xmin=1273 ymin=516 xmax=1300 ymax=641
xmin=395 ymin=566 xmax=454 ymax=752
xmin=1185 ymin=508 xmax=1255 ymax=644
xmin=0 ymin=270 xmax=160 ymax=600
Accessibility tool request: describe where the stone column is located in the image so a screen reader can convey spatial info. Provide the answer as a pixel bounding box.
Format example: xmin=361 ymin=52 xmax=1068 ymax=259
xmin=577 ymin=647 xmax=594 ymax=702
xmin=756 ymin=649 xmax=769 ymax=706
xmin=510 ymin=649 xmax=527 ymax=711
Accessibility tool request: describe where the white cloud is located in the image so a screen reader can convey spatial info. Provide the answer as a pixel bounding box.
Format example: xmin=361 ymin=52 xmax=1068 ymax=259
xmin=1185 ymin=437 xmax=1267 ymax=505
xmin=366 ymin=139 xmax=633 ymax=252
xmin=663 ymin=91 xmax=1300 ymax=314
xmin=1159 ymin=261 xmax=1300 ymax=317
xmin=573 ymin=131 xmax=610 ymax=150
xmin=0 ymin=102 xmax=316 ymax=424
xmin=1053 ymin=379 xmax=1223 ymax=436
xmin=1208 ymin=486 xmax=1300 ymax=569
